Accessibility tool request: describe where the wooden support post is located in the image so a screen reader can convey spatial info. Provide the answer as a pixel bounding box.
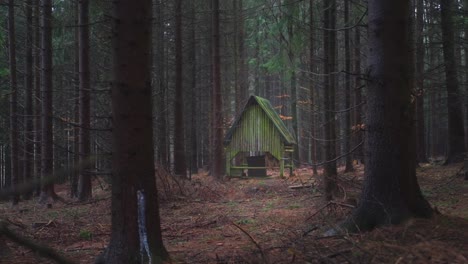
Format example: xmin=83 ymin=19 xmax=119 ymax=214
xmin=280 ymin=157 xmax=285 ymax=177
xmin=225 ymin=148 xmax=231 ymax=177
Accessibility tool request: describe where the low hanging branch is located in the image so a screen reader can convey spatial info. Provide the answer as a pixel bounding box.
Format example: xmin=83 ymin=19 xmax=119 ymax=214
xmin=0 ymin=221 xmax=76 ymax=264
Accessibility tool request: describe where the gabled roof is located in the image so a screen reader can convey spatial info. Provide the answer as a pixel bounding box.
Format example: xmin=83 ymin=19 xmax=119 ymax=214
xmin=224 ymin=95 xmax=296 ymax=146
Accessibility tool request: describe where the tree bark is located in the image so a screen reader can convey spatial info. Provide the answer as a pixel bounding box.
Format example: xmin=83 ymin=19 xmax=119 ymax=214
xmin=39 ymin=0 xmax=58 ymax=204
xmin=354 ymin=23 xmax=364 ymax=164
xmin=8 ymin=0 xmax=19 ymax=205
xmin=78 ymin=0 xmax=92 ymax=201
xmin=104 ymin=0 xmax=169 ymax=262
xmin=415 ymin=0 xmax=427 ymax=163
xmin=189 ymin=1 xmax=198 ymax=174
xmin=344 ymin=0 xmax=354 ymax=172
xmin=33 ymin=0 xmax=41 ymax=197
xmin=23 ymin=0 xmax=34 ymax=200
xmin=323 ymin=0 xmax=338 ymax=201
xmin=174 ymin=0 xmax=187 ymax=177
xmin=309 ymin=0 xmax=318 ymax=175
xmin=71 ymin=1 xmax=79 ymax=198
xmin=211 ymin=0 xmax=224 ymax=179
xmin=155 ymin=0 xmax=168 ymax=168
xmin=341 ymin=0 xmax=432 ymax=232
xmin=441 ymin=0 xmax=465 ymax=163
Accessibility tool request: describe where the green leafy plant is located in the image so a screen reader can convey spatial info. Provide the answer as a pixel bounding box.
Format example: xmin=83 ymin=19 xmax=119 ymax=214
xmin=79 ymin=230 xmax=93 ymax=240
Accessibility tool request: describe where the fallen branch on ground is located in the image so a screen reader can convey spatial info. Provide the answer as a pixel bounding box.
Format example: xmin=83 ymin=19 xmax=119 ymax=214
xmin=231 ymin=221 xmax=268 ymax=264
xmin=0 ymin=221 xmax=76 ymax=264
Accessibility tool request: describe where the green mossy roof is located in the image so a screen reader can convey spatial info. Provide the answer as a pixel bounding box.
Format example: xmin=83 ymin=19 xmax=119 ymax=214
xmin=224 ymin=95 xmax=296 ymax=146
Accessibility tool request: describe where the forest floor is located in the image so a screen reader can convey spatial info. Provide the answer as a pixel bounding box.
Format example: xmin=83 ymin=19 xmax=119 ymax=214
xmin=1 ymin=161 xmax=468 ymax=263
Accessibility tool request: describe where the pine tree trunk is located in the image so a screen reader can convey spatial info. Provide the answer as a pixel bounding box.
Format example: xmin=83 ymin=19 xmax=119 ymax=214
xmin=78 ymin=0 xmax=92 ymax=201
xmin=155 ymin=0 xmax=168 ymax=168
xmin=211 ymin=0 xmax=224 ymax=179
xmin=33 ymin=0 xmax=41 ymax=197
xmin=189 ymin=1 xmax=198 ymax=174
xmin=354 ymin=25 xmax=364 ymax=164
xmin=238 ymin=0 xmax=247 ymax=106
xmin=39 ymin=0 xmax=58 ymax=203
xmin=8 ymin=0 xmax=19 ymax=205
xmin=441 ymin=0 xmax=465 ymax=163
xmin=71 ymin=2 xmax=79 ymax=198
xmin=23 ymin=0 xmax=34 ymax=200
xmin=104 ymin=0 xmax=169 ymax=262
xmin=415 ymin=0 xmax=427 ymax=163
xmin=174 ymin=0 xmax=187 ymax=177
xmin=323 ymin=0 xmax=338 ymax=201
xmin=341 ymin=0 xmax=432 ymax=232
xmin=344 ymin=0 xmax=354 ymax=172
xmin=309 ymin=0 xmax=317 ymax=175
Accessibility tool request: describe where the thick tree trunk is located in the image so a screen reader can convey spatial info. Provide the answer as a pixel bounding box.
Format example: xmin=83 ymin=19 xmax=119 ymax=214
xmin=8 ymin=0 xmax=19 ymax=205
xmin=441 ymin=0 xmax=465 ymax=163
xmin=23 ymin=0 xmax=34 ymax=200
xmin=344 ymin=0 xmax=354 ymax=173
xmin=104 ymin=0 xmax=169 ymax=262
xmin=174 ymin=0 xmax=187 ymax=177
xmin=211 ymin=0 xmax=224 ymax=179
xmin=78 ymin=0 xmax=92 ymax=201
xmin=323 ymin=0 xmax=338 ymax=201
xmin=39 ymin=0 xmax=58 ymax=204
xmin=341 ymin=0 xmax=432 ymax=232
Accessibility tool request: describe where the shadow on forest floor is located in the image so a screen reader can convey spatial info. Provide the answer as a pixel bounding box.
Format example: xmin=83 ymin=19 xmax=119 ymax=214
xmin=0 ymin=162 xmax=467 ymax=263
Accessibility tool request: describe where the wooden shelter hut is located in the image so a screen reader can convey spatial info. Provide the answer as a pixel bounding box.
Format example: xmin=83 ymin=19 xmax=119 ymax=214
xmin=224 ymin=95 xmax=296 ymax=177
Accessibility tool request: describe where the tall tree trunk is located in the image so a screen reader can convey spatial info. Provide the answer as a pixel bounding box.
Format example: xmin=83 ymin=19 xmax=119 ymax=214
xmin=309 ymin=0 xmax=318 ymax=175
xmin=344 ymin=0 xmax=354 ymax=172
xmin=8 ymin=0 xmax=19 ymax=205
xmin=238 ymin=0 xmax=247 ymax=107
xmin=23 ymin=0 xmax=34 ymax=200
xmin=33 ymin=0 xmax=41 ymax=197
xmin=189 ymin=1 xmax=198 ymax=174
xmin=415 ymin=0 xmax=427 ymax=163
xmin=78 ymin=0 xmax=92 ymax=201
xmin=155 ymin=0 xmax=168 ymax=168
xmin=463 ymin=0 xmax=468 ymax=150
xmin=441 ymin=0 xmax=465 ymax=163
xmin=211 ymin=0 xmax=224 ymax=179
xmin=174 ymin=0 xmax=187 ymax=177
xmin=341 ymin=0 xmax=432 ymax=232
xmin=354 ymin=24 xmax=364 ymax=164
xmin=323 ymin=0 xmax=338 ymax=201
xmin=286 ymin=0 xmax=299 ymax=165
xmin=71 ymin=2 xmax=79 ymax=198
xmin=39 ymin=0 xmax=58 ymax=203
xmin=104 ymin=0 xmax=169 ymax=262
